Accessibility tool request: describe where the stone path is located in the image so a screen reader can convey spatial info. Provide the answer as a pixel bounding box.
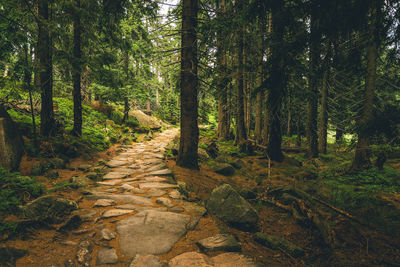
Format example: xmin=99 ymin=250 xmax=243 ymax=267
xmin=68 ymin=128 xmax=259 ymax=266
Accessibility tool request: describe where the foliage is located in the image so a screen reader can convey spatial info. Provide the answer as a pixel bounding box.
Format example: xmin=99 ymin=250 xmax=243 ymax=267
xmin=0 ymin=166 xmax=45 ymax=213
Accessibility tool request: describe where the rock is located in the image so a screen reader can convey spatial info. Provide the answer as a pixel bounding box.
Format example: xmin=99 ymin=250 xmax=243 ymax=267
xmin=85 ymin=172 xmax=98 ymax=180
xmin=86 ymin=193 xmax=153 ymax=206
xmin=148 ymin=169 xmax=173 ymax=176
xmin=156 ymin=197 xmax=174 ymax=208
xmin=206 ymin=184 xmax=258 ymax=231
xmin=0 ymin=246 xmax=28 ymax=267
xmin=76 ymin=240 xmax=93 ymax=267
xmin=103 ymin=172 xmax=128 ymax=180
xmin=129 ymin=254 xmax=162 ymax=267
xmin=129 ymin=109 xmax=162 ymax=130
xmin=116 ymin=210 xmax=191 ymax=256
xmin=197 ymin=234 xmax=241 ymax=252
xmin=146 ymin=189 xmax=167 ymax=197
xmin=47 ymin=264 xmax=60 ymax=267
xmin=231 ymin=159 xmax=245 ymax=169
xmin=170 ymin=206 xmax=184 ymax=213
xmin=212 ymin=252 xmax=259 ymax=267
xmin=106 ymin=160 xmax=127 ymax=168
xmin=102 ymin=209 xmax=133 ymax=218
xmin=31 ymin=162 xmax=45 ymax=176
xmin=239 ymin=188 xmax=257 ymax=200
xmin=96 ymin=248 xmax=118 ymax=265
xmin=49 ymin=158 xmax=66 ymax=169
xmin=22 ymin=196 xmax=78 ymax=223
xmin=168 ymin=252 xmax=211 ymax=267
xmin=213 ymin=163 xmax=235 ymax=176
xmin=0 ymin=109 xmax=24 ymax=171
xmin=97 ymin=180 xmax=123 ymax=186
xmin=254 ymin=232 xmax=305 ymax=258
xmin=169 ymin=190 xmax=183 ymax=199
xmin=139 ymin=182 xmax=177 ymax=189
xmin=100 ymin=228 xmax=117 ymax=241
xmin=77 ymin=164 xmax=91 ymax=171
xmin=115 ymin=204 xmax=138 ymax=210
xmin=94 ymin=199 xmax=116 ymax=207
xmin=57 ymin=215 xmax=82 ymax=231
xmin=120 ymin=183 xmax=135 ymax=191
xmin=146 ymin=163 xmax=167 ymax=172
xmin=72 ymin=209 xmax=98 ymax=222
xmin=144 ymin=176 xmax=173 ymax=183
xmin=71 ymin=176 xmax=90 ymax=187
xmin=45 ymin=170 xmax=59 ymax=179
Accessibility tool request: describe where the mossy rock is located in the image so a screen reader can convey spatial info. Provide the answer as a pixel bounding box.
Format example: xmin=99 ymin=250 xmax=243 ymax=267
xmin=22 ymin=196 xmax=78 ymax=224
xmin=45 ymin=170 xmax=59 ymax=180
xmin=213 ymin=163 xmax=235 ymax=176
xmin=31 ymin=162 xmax=46 ymax=176
xmin=48 ymin=158 xmax=66 ymax=169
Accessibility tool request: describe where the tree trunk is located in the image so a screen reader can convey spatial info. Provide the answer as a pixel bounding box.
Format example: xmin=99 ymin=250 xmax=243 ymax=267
xmin=262 ymin=13 xmax=272 ymax=146
xmin=216 ymin=0 xmax=230 ymax=139
xmin=351 ymin=4 xmax=378 ymax=171
xmin=38 ymin=0 xmax=55 ymax=137
xmin=296 ymin=118 xmax=302 ymax=147
xmin=123 ymin=97 xmax=129 ymax=123
xmin=177 ymin=0 xmax=199 ymax=170
xmin=335 ymin=128 xmax=343 ymax=144
xmin=306 ymin=4 xmax=320 ymax=158
xmin=72 ymin=0 xmax=82 ymax=137
xmin=254 ymin=20 xmax=263 ymax=144
xmin=287 ymin=95 xmax=291 ymax=136
xmin=267 ymin=10 xmax=284 ymax=162
xmin=319 ymin=45 xmax=330 ymax=154
xmin=235 ymin=22 xmax=247 ymax=146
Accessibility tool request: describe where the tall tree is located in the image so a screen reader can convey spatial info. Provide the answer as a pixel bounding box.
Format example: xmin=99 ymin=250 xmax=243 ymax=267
xmin=72 ymin=0 xmax=82 ymax=136
xmin=306 ymin=0 xmax=320 ymax=158
xmin=262 ymin=13 xmax=272 ymax=146
xmin=318 ymin=43 xmax=331 ymax=154
xmin=38 ymin=0 xmax=55 ymax=136
xmin=351 ymin=2 xmax=379 ymax=171
xmin=177 ymin=0 xmax=199 ymax=169
xmin=254 ymin=18 xmax=264 ymax=144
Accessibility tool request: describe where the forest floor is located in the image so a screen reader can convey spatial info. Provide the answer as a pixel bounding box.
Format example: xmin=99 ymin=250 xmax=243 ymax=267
xmin=2 ymin=126 xmax=400 ymax=266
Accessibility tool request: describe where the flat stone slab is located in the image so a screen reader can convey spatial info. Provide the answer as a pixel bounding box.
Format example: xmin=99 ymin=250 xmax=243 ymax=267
xmin=144 ymin=176 xmax=173 ymax=183
xmin=72 ymin=209 xmax=98 ymax=222
xmin=169 ymin=190 xmax=183 ymax=199
xmin=112 ymin=168 xmax=137 ymax=175
xmin=102 ymin=209 xmax=133 ymax=218
xmin=87 ymin=193 xmax=153 ymax=206
xmin=139 ymin=182 xmax=177 ymax=190
xmin=100 ymin=228 xmax=117 ymax=240
xmin=94 ymin=199 xmax=116 ymax=207
xmin=146 ymin=189 xmax=167 ymax=198
xmin=96 ymin=248 xmax=118 ymax=265
xmin=116 ymin=210 xmax=191 ymax=256
xmin=148 ymin=169 xmax=173 ymax=176
xmin=197 ymin=234 xmax=241 ymax=252
xmin=97 ymin=180 xmax=123 ymax=186
xmin=120 ymin=183 xmax=135 ymax=191
xmin=146 ymin=163 xmax=168 ymax=172
xmin=168 ymin=252 xmax=258 ymax=267
xmin=115 ymin=204 xmax=138 ymax=210
xmin=103 ymin=172 xmax=128 ymax=180
xmin=106 ymin=160 xmax=128 ymax=168
xmin=129 ymin=255 xmax=162 ymax=267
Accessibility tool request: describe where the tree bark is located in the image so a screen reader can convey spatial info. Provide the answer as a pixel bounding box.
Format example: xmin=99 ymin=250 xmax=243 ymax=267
xmin=72 ymin=0 xmax=82 ymax=137
xmin=216 ymin=0 xmax=230 ymax=139
xmin=235 ymin=21 xmax=247 ymax=146
xmin=319 ymin=45 xmax=331 ymax=154
xmin=254 ymin=21 xmax=263 ymax=144
xmin=351 ymin=4 xmax=378 ymax=171
xmin=38 ymin=0 xmax=55 ymax=137
xmin=267 ymin=9 xmax=284 ymax=162
xmin=262 ymin=13 xmax=272 ymax=146
xmin=177 ymin=0 xmax=199 ymax=170
xmin=306 ymin=3 xmax=320 ymax=158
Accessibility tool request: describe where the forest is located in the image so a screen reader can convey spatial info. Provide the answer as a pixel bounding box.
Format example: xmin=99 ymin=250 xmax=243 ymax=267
xmin=0 ymin=0 xmax=400 ymax=266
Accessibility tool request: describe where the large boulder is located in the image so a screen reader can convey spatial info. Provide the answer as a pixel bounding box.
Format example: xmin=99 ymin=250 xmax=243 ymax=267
xmin=0 ymin=106 xmax=24 ymax=171
xmin=129 ymin=110 xmax=162 ymax=130
xmin=206 ymin=184 xmax=258 ymax=231
xmin=213 ymin=163 xmax=235 ymax=176
xmin=22 ymin=196 xmax=78 ymax=223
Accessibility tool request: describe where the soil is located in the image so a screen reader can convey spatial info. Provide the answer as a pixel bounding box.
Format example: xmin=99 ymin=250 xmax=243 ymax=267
xmin=1 ymin=131 xmax=400 ymax=267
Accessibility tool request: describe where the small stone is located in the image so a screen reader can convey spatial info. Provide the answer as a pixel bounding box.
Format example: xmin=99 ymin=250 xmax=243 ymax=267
xmin=31 ymin=162 xmax=45 ymax=175
xmin=103 ymin=172 xmax=128 ymax=180
xmin=148 ymin=169 xmax=173 ymax=176
xmin=76 ymin=240 xmax=93 ymax=266
xmin=130 ymin=254 xmax=162 ymax=267
xmin=102 ymin=209 xmax=132 ymax=218
xmin=169 ymin=190 xmax=182 ymax=199
xmin=100 ymin=228 xmax=117 ymax=241
xmin=146 ymin=189 xmax=166 ymax=197
xmin=77 ymin=164 xmax=91 ymax=171
xmin=254 ymin=232 xmax=305 ymax=258
xmin=132 ymin=188 xmax=146 ymax=194
xmin=139 ymin=182 xmax=177 ymax=189
xmin=96 ymin=248 xmax=118 ymax=265
xmin=97 ymin=180 xmax=123 ymax=186
xmin=60 ymin=241 xmax=78 ymax=246
xmin=156 ymin=197 xmax=174 ymax=208
xmin=168 ymin=252 xmax=211 ymax=267
xmin=45 ymin=170 xmax=59 ymax=179
xmin=71 ymin=176 xmax=90 ymax=187
xmin=49 ymin=158 xmax=66 ymax=169
xmin=115 ymin=204 xmax=137 ymax=210
xmin=106 ymin=160 xmax=127 ymax=168
xmin=197 ymin=234 xmax=241 ymax=252
xmin=72 ymin=209 xmax=98 ymax=222
xmin=94 ymin=199 xmax=116 ymax=207
xmin=170 ymin=206 xmax=184 ymax=213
